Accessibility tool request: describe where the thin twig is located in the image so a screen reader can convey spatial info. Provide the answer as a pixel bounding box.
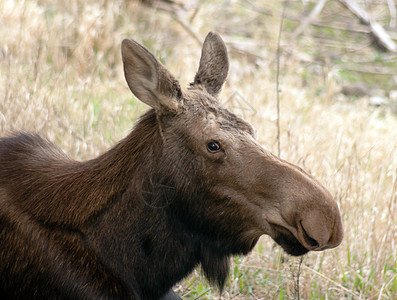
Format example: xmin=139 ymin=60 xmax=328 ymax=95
xmin=294 ymin=256 xmax=304 ymax=300
xmin=276 ymin=3 xmax=287 ymax=157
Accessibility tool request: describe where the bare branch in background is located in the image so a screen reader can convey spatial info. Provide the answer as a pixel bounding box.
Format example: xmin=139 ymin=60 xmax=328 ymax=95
xmin=171 ymin=11 xmax=203 ymax=45
xmin=188 ymin=0 xmax=202 ymax=23
xmin=292 ymin=0 xmax=328 ymax=38
xmin=294 ymin=256 xmax=304 ymax=300
xmin=276 ymin=2 xmax=287 ymax=158
xmin=338 ymin=0 xmax=397 ymax=52
xmin=387 ymin=0 xmax=396 ymax=28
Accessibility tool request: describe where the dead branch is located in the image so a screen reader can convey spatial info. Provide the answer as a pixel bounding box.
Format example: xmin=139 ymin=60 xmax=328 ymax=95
xmin=293 ymin=0 xmax=328 ymax=38
xmin=188 ymin=1 xmax=202 ymax=23
xmin=338 ymin=0 xmax=397 ymax=52
xmin=276 ymin=2 xmax=287 ymax=158
xmin=171 ymin=12 xmax=262 ymax=61
xmin=139 ymin=0 xmax=182 ymax=12
xmin=387 ymin=0 xmax=396 ymax=28
xmin=171 ymin=12 xmax=203 ymax=45
xmin=143 ymin=1 xmax=262 ymax=61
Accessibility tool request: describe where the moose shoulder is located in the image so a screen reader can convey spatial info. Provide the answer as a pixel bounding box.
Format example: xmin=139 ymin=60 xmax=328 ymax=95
xmin=0 ymin=32 xmax=343 ymax=299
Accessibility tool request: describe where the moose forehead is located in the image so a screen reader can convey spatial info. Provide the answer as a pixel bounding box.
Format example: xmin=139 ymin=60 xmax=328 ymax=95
xmin=182 ymin=89 xmax=256 ymax=138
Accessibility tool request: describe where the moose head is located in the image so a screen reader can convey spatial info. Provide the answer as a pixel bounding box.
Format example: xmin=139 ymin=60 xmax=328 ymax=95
xmin=121 ymin=31 xmax=343 ymax=257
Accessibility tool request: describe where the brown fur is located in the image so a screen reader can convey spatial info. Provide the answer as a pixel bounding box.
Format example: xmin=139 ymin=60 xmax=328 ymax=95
xmin=0 ymin=32 xmax=343 ymax=299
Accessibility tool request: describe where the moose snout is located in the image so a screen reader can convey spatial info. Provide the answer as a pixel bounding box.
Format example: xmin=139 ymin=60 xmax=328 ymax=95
xmin=298 ymin=206 xmax=343 ymax=251
xmin=255 ymin=155 xmax=344 ymax=255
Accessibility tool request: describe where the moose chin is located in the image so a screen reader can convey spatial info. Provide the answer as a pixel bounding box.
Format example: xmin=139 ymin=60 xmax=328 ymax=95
xmin=0 ymin=32 xmax=343 ymax=299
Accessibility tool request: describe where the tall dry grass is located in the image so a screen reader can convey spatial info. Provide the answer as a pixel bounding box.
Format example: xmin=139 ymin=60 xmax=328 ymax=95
xmin=1 ymin=0 xmax=396 ymax=299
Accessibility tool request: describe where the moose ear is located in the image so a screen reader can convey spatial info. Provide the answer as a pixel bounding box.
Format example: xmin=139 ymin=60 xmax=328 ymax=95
xmin=121 ymin=39 xmax=182 ymax=113
xmin=192 ymin=32 xmax=229 ymax=97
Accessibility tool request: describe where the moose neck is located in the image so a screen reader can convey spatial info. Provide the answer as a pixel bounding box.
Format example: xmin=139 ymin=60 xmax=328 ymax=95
xmin=85 ymin=109 xmax=162 ymax=202
xmin=84 ymin=110 xmax=232 ymax=298
xmin=84 ymin=193 xmax=198 ymax=298
xmin=84 ymin=190 xmax=231 ymax=299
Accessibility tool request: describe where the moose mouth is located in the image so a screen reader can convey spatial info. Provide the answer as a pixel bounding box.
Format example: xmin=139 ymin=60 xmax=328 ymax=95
xmin=271 ymin=223 xmax=313 ymax=256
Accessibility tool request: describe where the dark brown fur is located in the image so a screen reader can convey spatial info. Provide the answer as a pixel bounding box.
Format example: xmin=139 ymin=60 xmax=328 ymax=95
xmin=0 ymin=32 xmax=343 ymax=299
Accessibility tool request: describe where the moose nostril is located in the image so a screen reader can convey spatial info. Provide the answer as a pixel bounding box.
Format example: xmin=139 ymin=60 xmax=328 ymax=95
xmin=299 ymin=209 xmax=334 ymax=250
xmin=300 ymin=222 xmax=319 ymax=248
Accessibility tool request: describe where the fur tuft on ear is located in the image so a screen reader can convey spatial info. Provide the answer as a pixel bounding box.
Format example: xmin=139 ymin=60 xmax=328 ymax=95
xmin=121 ymin=39 xmax=182 ymax=113
xmin=192 ymin=32 xmax=229 ymax=97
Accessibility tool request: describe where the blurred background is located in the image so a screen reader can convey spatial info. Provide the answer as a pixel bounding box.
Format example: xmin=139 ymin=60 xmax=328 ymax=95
xmin=1 ymin=0 xmax=396 ymax=298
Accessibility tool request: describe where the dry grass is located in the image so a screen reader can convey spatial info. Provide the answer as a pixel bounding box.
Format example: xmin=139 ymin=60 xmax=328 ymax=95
xmin=1 ymin=0 xmax=396 ymax=299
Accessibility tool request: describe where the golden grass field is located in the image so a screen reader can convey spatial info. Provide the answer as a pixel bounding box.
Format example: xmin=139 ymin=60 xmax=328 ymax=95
xmin=1 ymin=0 xmax=396 ymax=298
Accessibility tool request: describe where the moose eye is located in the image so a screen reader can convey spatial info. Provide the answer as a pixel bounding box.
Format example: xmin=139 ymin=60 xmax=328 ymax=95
xmin=207 ymin=141 xmax=221 ymax=153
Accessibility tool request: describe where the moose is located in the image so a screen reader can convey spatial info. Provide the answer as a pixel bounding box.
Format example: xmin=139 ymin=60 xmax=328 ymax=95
xmin=0 ymin=32 xmax=343 ymax=299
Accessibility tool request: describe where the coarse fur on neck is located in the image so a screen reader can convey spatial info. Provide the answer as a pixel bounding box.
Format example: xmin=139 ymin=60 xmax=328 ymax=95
xmin=80 ymin=109 xmax=235 ymax=297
